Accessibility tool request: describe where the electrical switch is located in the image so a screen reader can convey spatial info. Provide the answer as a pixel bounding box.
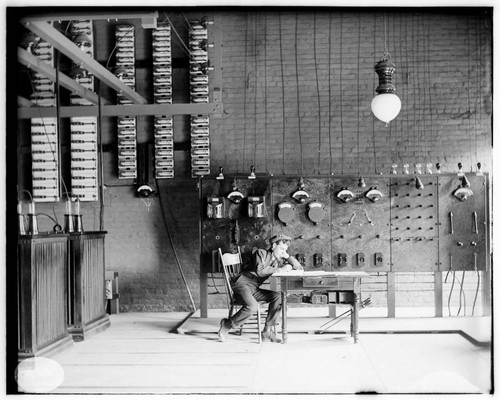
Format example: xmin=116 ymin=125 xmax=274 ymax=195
xmin=247 ymin=196 xmax=265 ymax=218
xmin=207 ymin=197 xmax=225 ymax=219
xmin=375 ymin=252 xmax=383 ymax=266
xmin=338 ymin=253 xmax=347 ymax=268
xmin=313 ymin=253 xmax=323 ymax=267
xmin=296 ymin=253 xmax=306 ymax=267
xmin=356 ymin=253 xmax=365 ymax=267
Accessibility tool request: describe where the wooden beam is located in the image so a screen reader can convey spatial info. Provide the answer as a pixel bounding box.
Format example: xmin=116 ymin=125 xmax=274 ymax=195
xmin=20 ymin=11 xmax=158 ymax=28
xmin=18 ymin=102 xmax=224 ymax=119
xmin=18 ymin=47 xmax=100 ymax=105
xmin=18 ymin=96 xmax=33 ymax=107
xmin=21 ymin=20 xmax=147 ymax=105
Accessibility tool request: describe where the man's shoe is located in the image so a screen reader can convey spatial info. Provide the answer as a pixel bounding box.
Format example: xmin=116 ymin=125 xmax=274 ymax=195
xmin=218 ymin=318 xmax=231 ymax=342
xmin=261 ymin=328 xmax=282 ymax=343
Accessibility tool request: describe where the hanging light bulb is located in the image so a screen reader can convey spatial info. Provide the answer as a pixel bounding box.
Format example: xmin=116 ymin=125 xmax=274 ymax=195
xmin=391 ymin=164 xmax=398 ymax=175
xmin=371 ymin=51 xmax=402 ymax=126
xmin=358 ymin=176 xmax=366 ymax=188
xmin=435 ymin=163 xmax=441 ymax=174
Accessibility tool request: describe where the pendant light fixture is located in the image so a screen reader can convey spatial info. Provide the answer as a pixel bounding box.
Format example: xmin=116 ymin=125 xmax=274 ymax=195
xmin=371 ymin=14 xmax=401 ymax=126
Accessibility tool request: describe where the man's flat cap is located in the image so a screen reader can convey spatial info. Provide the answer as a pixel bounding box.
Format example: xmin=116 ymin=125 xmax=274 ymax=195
xmin=270 ymin=234 xmax=292 ymax=244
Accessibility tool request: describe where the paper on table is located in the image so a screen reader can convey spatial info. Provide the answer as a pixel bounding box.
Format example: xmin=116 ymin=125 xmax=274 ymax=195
xmin=272 ymin=270 xmax=369 ymax=277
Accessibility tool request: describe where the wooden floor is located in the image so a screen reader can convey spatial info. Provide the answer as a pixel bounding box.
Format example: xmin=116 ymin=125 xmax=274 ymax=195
xmin=19 ymin=309 xmax=492 ymax=396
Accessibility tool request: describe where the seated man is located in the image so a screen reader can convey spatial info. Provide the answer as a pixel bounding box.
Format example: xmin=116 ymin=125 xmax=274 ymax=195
xmin=218 ymin=234 xmax=303 ymax=343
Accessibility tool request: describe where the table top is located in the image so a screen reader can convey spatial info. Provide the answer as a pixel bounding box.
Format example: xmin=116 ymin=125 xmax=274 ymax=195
xmin=272 ymin=270 xmax=369 ymax=278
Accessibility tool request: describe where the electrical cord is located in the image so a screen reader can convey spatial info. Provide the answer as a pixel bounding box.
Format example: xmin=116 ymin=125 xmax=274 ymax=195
xmin=36 ymin=212 xmax=63 ymax=232
xmin=156 ymin=180 xmax=196 ymax=312
xmin=447 ymin=270 xmax=455 ymax=317
xmin=472 ymin=270 xmax=481 ymax=316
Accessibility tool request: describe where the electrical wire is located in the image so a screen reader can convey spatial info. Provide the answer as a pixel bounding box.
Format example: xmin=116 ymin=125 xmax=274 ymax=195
xmin=156 ymin=180 xmax=196 ymax=312
xmin=447 ymin=268 xmax=455 ymax=317
xmin=279 ymin=14 xmax=286 ymax=175
xmin=454 ymin=270 xmax=466 ymax=316
xmin=466 ymin=17 xmax=473 ymax=172
xmin=371 ymin=14 xmax=378 ymax=174
xmin=27 ymin=66 xmax=69 ymax=205
xmin=181 ymin=13 xmax=193 ymax=31
xmin=474 ymin=17 xmax=480 ymax=166
xmin=327 ymin=12 xmax=332 ymax=175
xmin=254 ymin=13 xmax=258 ymax=170
xmin=471 ymin=270 xmax=481 ymax=316
xmin=425 ymin=16 xmax=435 ymax=164
xmin=264 ymin=13 xmax=268 ymax=173
xmin=356 ymin=13 xmax=361 ymax=176
xmin=294 ymin=12 xmax=303 ymax=176
xmin=313 ymin=12 xmax=322 ymax=174
xmin=165 ymin=13 xmax=191 ymax=56
xmin=243 ymin=15 xmax=248 ymax=174
xmin=339 ymin=13 xmax=345 ymax=174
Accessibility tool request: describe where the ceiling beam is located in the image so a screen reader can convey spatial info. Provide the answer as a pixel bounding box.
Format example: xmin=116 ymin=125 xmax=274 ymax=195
xmin=18 ymin=47 xmax=101 ymax=105
xmin=21 ymin=20 xmax=147 ymax=104
xmin=20 ymin=11 xmax=158 ymax=28
xmin=18 ymin=96 xmax=33 ymax=107
xmin=18 ymin=102 xmax=224 ymax=119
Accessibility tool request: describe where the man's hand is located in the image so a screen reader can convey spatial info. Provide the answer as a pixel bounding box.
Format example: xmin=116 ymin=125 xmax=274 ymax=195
xmin=279 ymin=264 xmax=293 ymax=273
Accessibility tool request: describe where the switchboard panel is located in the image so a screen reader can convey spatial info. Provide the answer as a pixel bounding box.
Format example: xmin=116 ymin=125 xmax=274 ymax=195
xmin=331 ymin=176 xmax=391 ymax=271
xmin=390 ymin=176 xmax=439 ymax=271
xmin=272 ymin=178 xmax=331 ymax=270
xmin=201 ymin=177 xmax=272 ymax=270
xmin=199 ymin=174 xmax=489 ymax=274
xmin=438 ymin=174 xmax=488 ymax=271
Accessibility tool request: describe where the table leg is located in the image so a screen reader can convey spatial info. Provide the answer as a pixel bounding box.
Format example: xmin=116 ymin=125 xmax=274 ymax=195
xmin=281 ymin=291 xmax=287 ymax=344
xmin=353 ymin=292 xmax=359 ymax=343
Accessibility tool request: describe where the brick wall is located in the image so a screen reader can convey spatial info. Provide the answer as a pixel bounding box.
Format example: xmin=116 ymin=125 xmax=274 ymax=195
xmin=26 ymin=9 xmax=492 ymax=314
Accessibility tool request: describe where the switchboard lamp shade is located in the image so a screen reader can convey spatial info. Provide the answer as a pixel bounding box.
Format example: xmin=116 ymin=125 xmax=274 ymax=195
xmin=371 ymin=54 xmax=401 ymax=125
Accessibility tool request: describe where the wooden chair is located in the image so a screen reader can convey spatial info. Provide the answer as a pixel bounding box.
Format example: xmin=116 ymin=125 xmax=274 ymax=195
xmin=218 ymin=247 xmax=264 ymax=343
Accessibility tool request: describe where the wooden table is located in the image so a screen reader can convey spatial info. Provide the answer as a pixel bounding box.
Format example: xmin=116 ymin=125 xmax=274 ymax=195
xmin=272 ymin=271 xmax=369 ymax=344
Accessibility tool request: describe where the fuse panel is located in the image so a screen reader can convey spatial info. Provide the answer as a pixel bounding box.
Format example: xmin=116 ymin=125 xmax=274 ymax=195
xmin=389 ymin=175 xmax=439 ymax=271
xmin=272 ymin=178 xmax=332 ymax=270
xmin=152 ymin=23 xmax=174 ymax=179
xmin=30 ymin=31 xmax=60 ymax=202
xmin=189 ymin=19 xmax=211 ymax=177
xmin=200 ymin=175 xmax=488 ymax=274
xmin=201 ymin=178 xmax=272 ymax=271
xmin=69 ymin=20 xmax=98 ymax=201
xmin=331 ymin=176 xmax=391 ymax=271
xmin=115 ymin=24 xmax=137 ymax=179
xmin=438 ymin=174 xmax=488 ymax=271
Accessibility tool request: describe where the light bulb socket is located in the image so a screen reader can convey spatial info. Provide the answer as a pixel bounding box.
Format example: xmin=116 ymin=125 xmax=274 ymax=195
xmin=374 ymin=56 xmax=397 ymax=94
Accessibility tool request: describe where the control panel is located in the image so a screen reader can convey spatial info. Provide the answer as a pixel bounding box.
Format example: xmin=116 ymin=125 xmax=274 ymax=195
xmin=200 ymin=174 xmax=489 ymax=274
xmin=438 ymin=174 xmax=488 ymax=271
xmin=390 ymin=176 xmax=439 ymax=271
